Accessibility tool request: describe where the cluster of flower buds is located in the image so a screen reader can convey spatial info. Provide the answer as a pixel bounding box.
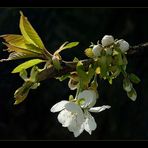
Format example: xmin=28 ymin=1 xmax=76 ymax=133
xmin=50 ymin=35 xmax=140 ymax=137
xmin=92 ymin=35 xmax=129 ymax=58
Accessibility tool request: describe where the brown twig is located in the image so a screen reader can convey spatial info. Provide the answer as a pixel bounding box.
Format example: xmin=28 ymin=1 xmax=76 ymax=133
xmin=37 ymin=42 xmax=148 ymax=82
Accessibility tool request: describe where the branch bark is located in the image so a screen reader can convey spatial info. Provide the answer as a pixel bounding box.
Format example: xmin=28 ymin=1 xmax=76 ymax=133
xmin=37 ymin=42 xmax=148 ymax=82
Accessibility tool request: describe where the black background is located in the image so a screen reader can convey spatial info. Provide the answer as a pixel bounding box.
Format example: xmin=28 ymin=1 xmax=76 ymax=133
xmin=0 ymin=7 xmax=148 ymax=140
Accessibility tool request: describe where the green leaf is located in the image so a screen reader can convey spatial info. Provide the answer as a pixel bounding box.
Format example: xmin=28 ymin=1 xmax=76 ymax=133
xmin=62 ymin=42 xmax=79 ymax=50
xmin=54 ymin=42 xmax=79 ymax=55
xmin=19 ymin=11 xmax=45 ymax=49
xmin=100 ymin=56 xmax=108 ymax=78
xmin=56 ymin=74 xmax=70 ymax=81
xmin=19 ymin=69 xmax=28 ymax=81
xmin=73 ymin=57 xmax=79 ymax=62
xmin=12 ymin=59 xmax=45 ymax=73
xmin=129 ymin=73 xmax=141 ymax=84
xmin=127 ymin=87 xmax=137 ymax=101
xmin=69 ymin=95 xmax=74 ymax=101
xmin=0 ymin=43 xmax=44 ymax=62
xmin=117 ymin=53 xmax=123 ymax=65
xmin=87 ymin=65 xmax=95 ymax=82
xmin=25 ymin=44 xmax=44 ymax=54
xmin=30 ymin=66 xmax=40 ymax=82
xmin=0 ymin=34 xmax=29 ymax=49
xmin=1 ymin=34 xmax=44 ymax=54
xmin=14 ymin=81 xmax=33 ymax=105
xmin=76 ymin=61 xmax=88 ymax=90
xmin=123 ymin=78 xmax=133 ymax=92
xmin=122 ymin=54 xmax=128 ymax=65
xmin=31 ymin=83 xmax=40 ymax=89
xmin=0 ymin=52 xmax=37 ymax=62
xmin=3 ymin=42 xmax=40 ymax=55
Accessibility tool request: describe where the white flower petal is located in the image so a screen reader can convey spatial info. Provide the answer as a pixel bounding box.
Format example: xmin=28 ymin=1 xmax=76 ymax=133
xmin=77 ymin=90 xmax=97 ymax=108
xmin=89 ymin=105 xmax=111 ymax=113
xmin=50 ymin=100 xmax=69 ymax=112
xmin=84 ymin=111 xmax=97 ymax=135
xmin=73 ymin=124 xmax=84 ymax=137
xmin=65 ymin=102 xmax=83 ymax=114
xmin=57 ymin=109 xmax=73 ymax=127
xmin=68 ymin=119 xmax=84 ymax=137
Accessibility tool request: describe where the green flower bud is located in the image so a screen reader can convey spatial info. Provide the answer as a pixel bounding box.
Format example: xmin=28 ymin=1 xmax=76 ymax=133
xmin=127 ymin=88 xmax=137 ymax=101
xmin=123 ymin=78 xmax=133 ymax=92
xmin=52 ymin=55 xmax=62 ymax=70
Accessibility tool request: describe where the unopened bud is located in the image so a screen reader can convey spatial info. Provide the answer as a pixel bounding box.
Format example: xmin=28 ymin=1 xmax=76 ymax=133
xmin=101 ymin=35 xmax=114 ymax=47
xmin=92 ymin=44 xmax=103 ymax=57
xmin=116 ymin=39 xmax=129 ymax=53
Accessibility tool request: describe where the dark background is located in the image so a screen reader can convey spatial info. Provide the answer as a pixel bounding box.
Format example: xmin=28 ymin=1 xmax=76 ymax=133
xmin=0 ymin=8 xmax=148 ymax=140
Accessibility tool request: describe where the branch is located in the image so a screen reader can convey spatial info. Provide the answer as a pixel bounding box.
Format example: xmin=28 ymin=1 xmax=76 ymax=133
xmin=37 ymin=42 xmax=148 ymax=82
xmin=128 ymin=42 xmax=148 ymax=54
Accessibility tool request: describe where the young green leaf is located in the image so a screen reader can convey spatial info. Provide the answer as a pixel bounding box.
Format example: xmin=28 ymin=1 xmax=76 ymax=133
xmin=123 ymin=78 xmax=133 ymax=92
xmin=0 ymin=52 xmax=38 ymax=62
xmin=54 ymin=42 xmax=79 ymax=56
xmin=3 ymin=42 xmax=39 ymax=55
xmin=100 ymin=56 xmax=108 ymax=78
xmin=25 ymin=44 xmax=44 ymax=54
xmin=19 ymin=11 xmax=45 ymax=49
xmin=0 ymin=34 xmax=28 ymax=49
xmin=62 ymin=42 xmax=79 ymax=50
xmin=129 ymin=73 xmax=141 ymax=84
xmin=76 ymin=61 xmax=88 ymax=89
xmin=30 ymin=66 xmax=40 ymax=82
xmin=12 ymin=59 xmax=45 ymax=73
xmin=127 ymin=87 xmax=137 ymax=101
xmin=56 ymin=74 xmax=70 ymax=81
xmin=19 ymin=69 xmax=28 ymax=81
xmin=14 ymin=81 xmax=33 ymax=105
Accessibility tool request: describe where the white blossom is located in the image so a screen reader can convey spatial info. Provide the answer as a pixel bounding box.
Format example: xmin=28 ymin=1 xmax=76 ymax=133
xmin=51 ymin=100 xmax=85 ymax=137
xmin=92 ymin=44 xmax=103 ymax=57
xmin=101 ymin=35 xmax=114 ymax=47
xmin=116 ymin=39 xmax=129 ymax=53
xmin=50 ymin=90 xmax=111 ymax=137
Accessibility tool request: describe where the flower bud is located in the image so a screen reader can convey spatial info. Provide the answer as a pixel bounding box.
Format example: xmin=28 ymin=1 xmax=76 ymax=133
xmin=127 ymin=88 xmax=137 ymax=101
xmin=92 ymin=44 xmax=103 ymax=57
xmin=123 ymin=78 xmax=133 ymax=92
xmin=116 ymin=39 xmax=129 ymax=53
xmin=52 ymin=55 xmax=62 ymax=70
xmin=101 ymin=35 xmax=114 ymax=47
xmin=105 ymin=47 xmax=112 ymax=55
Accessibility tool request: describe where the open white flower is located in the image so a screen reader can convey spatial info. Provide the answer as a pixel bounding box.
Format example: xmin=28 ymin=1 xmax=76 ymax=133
xmin=50 ymin=90 xmax=111 ymax=137
xmin=51 ymin=100 xmax=85 ymax=137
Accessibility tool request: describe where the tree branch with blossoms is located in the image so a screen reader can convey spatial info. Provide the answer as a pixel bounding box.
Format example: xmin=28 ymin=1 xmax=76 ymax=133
xmin=0 ymin=11 xmax=142 ymax=137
